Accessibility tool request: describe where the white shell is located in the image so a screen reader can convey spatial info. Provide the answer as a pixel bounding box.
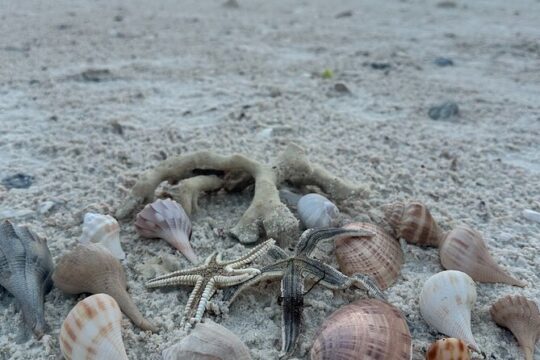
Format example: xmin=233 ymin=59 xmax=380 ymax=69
xmin=80 ymin=213 xmax=126 ymax=260
xmin=420 ymin=270 xmax=479 ymax=352
xmin=60 ymin=293 xmax=128 ymax=360
xmin=297 ymin=193 xmax=339 ymax=229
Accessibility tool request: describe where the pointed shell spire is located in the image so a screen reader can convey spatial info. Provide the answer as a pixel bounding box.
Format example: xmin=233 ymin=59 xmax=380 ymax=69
xmin=80 ymin=213 xmax=126 ymax=260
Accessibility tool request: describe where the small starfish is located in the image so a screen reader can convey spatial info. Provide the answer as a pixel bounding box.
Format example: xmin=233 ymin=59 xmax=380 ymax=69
xmin=146 ymin=239 xmax=275 ymax=325
xmin=223 ymin=228 xmax=385 ymax=359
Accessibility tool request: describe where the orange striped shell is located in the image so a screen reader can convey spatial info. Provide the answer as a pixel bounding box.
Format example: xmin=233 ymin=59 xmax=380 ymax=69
xmin=425 ymin=338 xmax=470 ymax=360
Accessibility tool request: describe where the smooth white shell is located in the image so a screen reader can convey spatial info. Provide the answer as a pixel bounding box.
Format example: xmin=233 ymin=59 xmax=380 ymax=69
xmin=297 ymin=193 xmax=339 ymax=229
xmin=420 ymin=270 xmax=479 ymax=352
xmin=80 ymin=213 xmax=126 ymax=260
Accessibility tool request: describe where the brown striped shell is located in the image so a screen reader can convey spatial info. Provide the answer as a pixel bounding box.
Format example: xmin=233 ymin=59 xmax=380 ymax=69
xmin=425 ymin=338 xmax=470 ymax=360
xmin=383 ymin=201 xmax=445 ymax=246
xmin=335 ymin=223 xmax=403 ymax=290
xmin=310 ymin=299 xmax=412 ymax=360
xmin=440 ymin=225 xmax=526 ymax=287
xmin=490 ymin=295 xmax=540 ymax=360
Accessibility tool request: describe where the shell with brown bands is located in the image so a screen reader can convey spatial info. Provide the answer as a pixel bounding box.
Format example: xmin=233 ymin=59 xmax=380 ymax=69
xmin=425 ymin=338 xmax=470 ymax=360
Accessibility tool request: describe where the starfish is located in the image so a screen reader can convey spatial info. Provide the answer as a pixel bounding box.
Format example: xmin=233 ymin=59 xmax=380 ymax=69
xmin=223 ymin=228 xmax=385 ymax=359
xmin=146 ymin=239 xmax=275 ymax=325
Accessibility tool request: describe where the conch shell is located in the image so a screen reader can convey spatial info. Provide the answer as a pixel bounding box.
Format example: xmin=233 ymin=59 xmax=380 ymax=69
xmin=80 ymin=213 xmax=126 ymax=260
xmin=439 ymin=225 xmax=526 ymax=287
xmin=425 ymin=338 xmax=470 ymax=360
xmin=420 ymin=270 xmax=479 ymax=351
xmin=310 ymin=299 xmax=412 ymax=360
xmin=490 ymin=295 xmax=540 ymax=360
xmin=335 ymin=222 xmax=403 ymax=290
xmin=60 ymin=293 xmax=128 ymax=360
xmin=52 ymin=243 xmax=157 ymax=332
xmin=297 ymin=193 xmax=339 ymax=229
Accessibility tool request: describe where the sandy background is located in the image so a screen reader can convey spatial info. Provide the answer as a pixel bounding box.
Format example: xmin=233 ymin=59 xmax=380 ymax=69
xmin=1 ymin=0 xmax=539 ymax=359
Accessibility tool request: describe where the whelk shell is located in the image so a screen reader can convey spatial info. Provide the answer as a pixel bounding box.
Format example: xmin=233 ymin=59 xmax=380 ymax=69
xmin=60 ymin=293 xmax=128 ymax=360
xmin=335 ymin=222 xmax=403 ymax=290
xmin=425 ymin=338 xmax=470 ymax=360
xmin=297 ymin=193 xmax=339 ymax=229
xmin=80 ymin=213 xmax=126 ymax=260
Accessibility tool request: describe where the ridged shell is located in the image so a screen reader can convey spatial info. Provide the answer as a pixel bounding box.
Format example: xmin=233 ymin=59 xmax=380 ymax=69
xmin=425 ymin=338 xmax=470 ymax=360
xmin=0 ymin=220 xmax=54 ymax=339
xmin=419 ymin=271 xmax=479 ymax=351
xmin=162 ymin=320 xmax=252 ymax=360
xmin=310 ymin=299 xmax=412 ymax=360
xmin=440 ymin=225 xmax=526 ymax=287
xmin=80 ymin=213 xmax=126 ymax=260
xmin=490 ymin=295 xmax=540 ymax=360
xmin=335 ymin=223 xmax=403 ymax=290
xmin=135 ymin=199 xmax=198 ymax=263
xmin=383 ymin=201 xmax=445 ymax=246
xmin=60 ymin=293 xmax=128 ymax=360
xmin=297 ymin=193 xmax=339 ymax=229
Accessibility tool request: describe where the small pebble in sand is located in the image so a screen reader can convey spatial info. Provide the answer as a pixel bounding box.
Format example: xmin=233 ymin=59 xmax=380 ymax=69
xmin=428 ymin=101 xmax=459 ymax=120
xmin=77 ymin=69 xmax=114 ymax=82
xmin=334 ymin=83 xmax=351 ymax=94
xmin=223 ymin=0 xmax=240 ymax=9
xmin=522 ymin=209 xmax=540 ymax=223
xmin=335 ymin=10 xmax=353 ymax=18
xmin=2 ymin=173 xmax=33 ymax=189
xmin=370 ymin=62 xmax=391 ymax=70
xmin=434 ymin=57 xmax=454 ymax=66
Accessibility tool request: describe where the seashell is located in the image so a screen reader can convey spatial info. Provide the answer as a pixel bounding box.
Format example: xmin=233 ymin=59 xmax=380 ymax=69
xmin=297 ymin=193 xmax=339 ymax=229
xmin=80 ymin=213 xmax=126 ymax=260
xmin=162 ymin=320 xmax=252 ymax=360
xmin=335 ymin=222 xmax=403 ymax=290
xmin=0 ymin=220 xmax=54 ymax=339
xmin=420 ymin=270 xmax=479 ymax=351
xmin=60 ymin=293 xmax=128 ymax=360
xmin=135 ymin=199 xmax=198 ymax=263
xmin=490 ymin=295 xmax=540 ymax=360
xmin=310 ymin=298 xmax=411 ymax=360
xmin=439 ymin=225 xmax=526 ymax=287
xmin=383 ymin=201 xmax=445 ymax=246
xmin=52 ymin=243 xmax=157 ymax=332
xmin=425 ymin=338 xmax=470 ymax=360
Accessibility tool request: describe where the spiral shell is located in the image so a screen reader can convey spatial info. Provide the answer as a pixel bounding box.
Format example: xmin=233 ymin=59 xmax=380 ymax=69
xmin=383 ymin=201 xmax=445 ymax=246
xmin=490 ymin=295 xmax=540 ymax=360
xmin=420 ymin=270 xmax=479 ymax=351
xmin=297 ymin=193 xmax=339 ymax=229
xmin=135 ymin=199 xmax=198 ymax=263
xmin=310 ymin=299 xmax=412 ymax=360
xmin=80 ymin=213 xmax=126 ymax=260
xmin=425 ymin=338 xmax=470 ymax=360
xmin=60 ymin=293 xmax=128 ymax=360
xmin=335 ymin=223 xmax=403 ymax=290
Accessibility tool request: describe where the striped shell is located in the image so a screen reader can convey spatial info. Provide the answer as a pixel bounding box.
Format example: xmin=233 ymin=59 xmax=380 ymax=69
xmin=425 ymin=338 xmax=470 ymax=360
xmin=60 ymin=293 xmax=128 ymax=360
xmin=297 ymin=193 xmax=339 ymax=229
xmin=310 ymin=299 xmax=412 ymax=360
xmin=335 ymin=223 xmax=403 ymax=290
xmin=80 ymin=213 xmax=126 ymax=260
xmin=440 ymin=225 xmax=526 ymax=287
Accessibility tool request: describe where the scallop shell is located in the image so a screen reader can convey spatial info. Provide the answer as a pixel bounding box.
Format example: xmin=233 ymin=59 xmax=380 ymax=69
xmin=60 ymin=293 xmax=128 ymax=360
xmin=439 ymin=225 xmax=526 ymax=287
xmin=162 ymin=320 xmax=252 ymax=360
xmin=52 ymin=244 xmax=157 ymax=332
xmin=297 ymin=193 xmax=339 ymax=229
xmin=310 ymin=299 xmax=412 ymax=360
xmin=80 ymin=213 xmax=126 ymax=260
xmin=420 ymin=270 xmax=479 ymax=351
xmin=0 ymin=220 xmax=54 ymax=339
xmin=383 ymin=201 xmax=445 ymax=246
xmin=425 ymin=338 xmax=470 ymax=360
xmin=335 ymin=222 xmax=403 ymax=290
xmin=135 ymin=199 xmax=198 ymax=263
xmin=490 ymin=295 xmax=540 ymax=360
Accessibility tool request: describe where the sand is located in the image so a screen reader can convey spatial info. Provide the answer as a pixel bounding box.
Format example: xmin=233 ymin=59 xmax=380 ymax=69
xmin=1 ymin=0 xmax=539 ymax=358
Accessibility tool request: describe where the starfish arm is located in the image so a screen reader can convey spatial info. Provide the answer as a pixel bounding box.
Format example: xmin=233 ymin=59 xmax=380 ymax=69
xmin=295 ymin=228 xmax=373 ymax=257
xmin=300 ymin=258 xmax=353 ymax=290
xmin=183 ymin=277 xmax=205 ymax=321
xmin=214 ymin=273 xmax=258 ymax=287
xmin=267 ymin=244 xmax=288 ymax=260
xmin=222 ymin=239 xmax=275 ymax=269
xmin=351 ymin=273 xmax=386 ymax=300
xmin=146 ymin=274 xmax=202 ymax=288
xmin=192 ymin=279 xmax=217 ymax=323
xmin=279 ymin=266 xmax=304 ymax=358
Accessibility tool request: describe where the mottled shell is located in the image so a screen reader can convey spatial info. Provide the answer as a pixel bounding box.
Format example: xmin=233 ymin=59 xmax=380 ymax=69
xmin=335 ymin=223 xmax=403 ymax=290
xmin=383 ymin=201 xmax=444 ymax=246
xmin=425 ymin=338 xmax=470 ymax=360
xmin=440 ymin=225 xmax=526 ymax=287
xmin=420 ymin=271 xmax=479 ymax=351
xmin=162 ymin=320 xmax=252 ymax=360
xmin=310 ymin=299 xmax=412 ymax=360
xmin=60 ymin=294 xmax=128 ymax=360
xmin=80 ymin=213 xmax=126 ymax=260
xmin=490 ymin=295 xmax=540 ymax=360
xmin=135 ymin=199 xmax=198 ymax=263
xmin=297 ymin=193 xmax=339 ymax=229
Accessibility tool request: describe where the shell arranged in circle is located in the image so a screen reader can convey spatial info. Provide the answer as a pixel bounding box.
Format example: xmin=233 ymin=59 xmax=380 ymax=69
xmin=425 ymin=338 xmax=470 ymax=360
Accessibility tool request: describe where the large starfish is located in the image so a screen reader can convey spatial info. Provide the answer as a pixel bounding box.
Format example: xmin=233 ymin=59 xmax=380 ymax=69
xmin=146 ymin=239 xmax=274 ymax=325
xmin=223 ymin=228 xmax=385 ymax=359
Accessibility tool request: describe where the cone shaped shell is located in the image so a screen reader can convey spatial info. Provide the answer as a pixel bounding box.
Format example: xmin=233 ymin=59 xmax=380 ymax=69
xmin=80 ymin=213 xmax=126 ymax=260
xmin=310 ymin=299 xmax=412 ymax=360
xmin=420 ymin=270 xmax=479 ymax=351
xmin=490 ymin=295 xmax=540 ymax=360
xmin=425 ymin=338 xmax=470 ymax=360
xmin=60 ymin=294 xmax=128 ymax=360
xmin=440 ymin=225 xmax=526 ymax=287
xmin=335 ymin=223 xmax=403 ymax=290
xmin=297 ymin=193 xmax=339 ymax=229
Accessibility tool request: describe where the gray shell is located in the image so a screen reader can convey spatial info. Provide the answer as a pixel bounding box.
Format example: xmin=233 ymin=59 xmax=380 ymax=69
xmin=297 ymin=193 xmax=339 ymax=229
xmin=0 ymin=220 xmax=54 ymax=339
